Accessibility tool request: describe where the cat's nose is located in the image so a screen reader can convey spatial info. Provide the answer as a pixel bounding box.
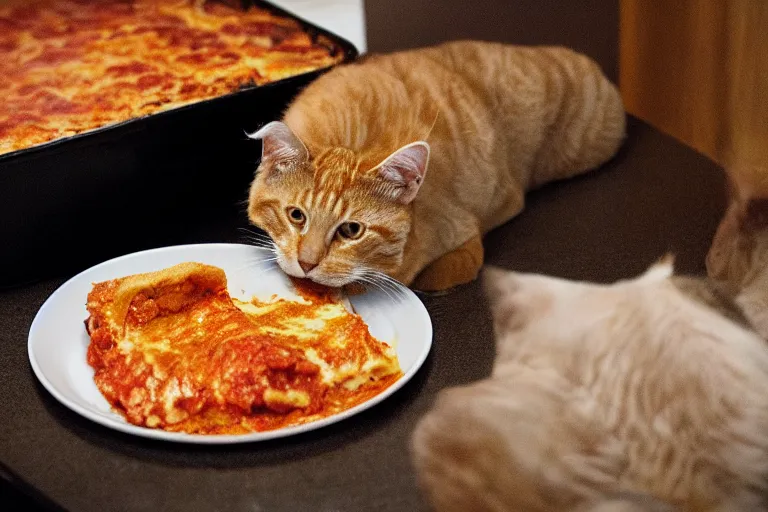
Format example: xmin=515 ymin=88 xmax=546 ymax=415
xmin=299 ymin=260 xmax=318 ymax=274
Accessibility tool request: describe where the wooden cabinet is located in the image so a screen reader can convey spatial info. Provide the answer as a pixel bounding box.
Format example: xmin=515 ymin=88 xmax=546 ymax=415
xmin=620 ymin=0 xmax=768 ymax=169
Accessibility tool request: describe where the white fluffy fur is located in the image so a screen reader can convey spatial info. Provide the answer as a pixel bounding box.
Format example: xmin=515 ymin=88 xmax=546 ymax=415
xmin=412 ymin=262 xmax=768 ymax=512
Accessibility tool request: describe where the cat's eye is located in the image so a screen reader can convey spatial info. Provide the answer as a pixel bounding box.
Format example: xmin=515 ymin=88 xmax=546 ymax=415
xmin=337 ymin=221 xmax=365 ymax=240
xmin=286 ymin=207 xmax=306 ymax=225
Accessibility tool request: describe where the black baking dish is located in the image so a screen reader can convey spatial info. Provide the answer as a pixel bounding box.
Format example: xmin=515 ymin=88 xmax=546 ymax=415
xmin=0 ymin=0 xmax=357 ymax=288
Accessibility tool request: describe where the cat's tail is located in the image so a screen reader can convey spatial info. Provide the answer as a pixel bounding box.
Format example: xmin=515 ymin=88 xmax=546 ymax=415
xmin=528 ymin=47 xmax=626 ymax=189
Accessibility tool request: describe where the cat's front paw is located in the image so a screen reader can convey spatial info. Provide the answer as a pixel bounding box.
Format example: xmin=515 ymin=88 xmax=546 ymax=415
xmin=412 ymin=286 xmax=460 ymax=298
xmin=411 ymin=235 xmax=484 ymax=293
xmin=411 ymin=272 xmax=478 ymax=295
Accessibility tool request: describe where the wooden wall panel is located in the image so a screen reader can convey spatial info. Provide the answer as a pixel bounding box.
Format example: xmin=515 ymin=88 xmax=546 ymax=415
xmin=620 ymin=0 xmax=768 ymax=168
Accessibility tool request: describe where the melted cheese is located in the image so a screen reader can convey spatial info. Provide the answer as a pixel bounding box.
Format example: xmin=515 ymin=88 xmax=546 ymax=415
xmin=235 ymin=297 xmax=399 ymax=390
xmin=237 ymin=301 xmax=345 ymax=341
xmin=0 ymin=0 xmax=345 ymax=155
xmin=85 ymin=263 xmax=402 ymax=435
xmin=264 ymin=389 xmax=311 ymax=409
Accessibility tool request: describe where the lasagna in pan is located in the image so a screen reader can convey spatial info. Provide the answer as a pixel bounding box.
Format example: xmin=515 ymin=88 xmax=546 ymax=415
xmin=85 ymin=263 xmax=401 ymax=434
xmin=0 ymin=0 xmax=346 ymax=156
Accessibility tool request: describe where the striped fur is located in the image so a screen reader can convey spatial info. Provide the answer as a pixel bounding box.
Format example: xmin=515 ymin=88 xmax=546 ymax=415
xmin=248 ymin=41 xmax=625 ymax=291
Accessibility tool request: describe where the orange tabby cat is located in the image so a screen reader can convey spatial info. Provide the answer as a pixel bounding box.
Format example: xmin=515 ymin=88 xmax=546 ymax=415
xmin=247 ymin=41 xmax=625 ymax=291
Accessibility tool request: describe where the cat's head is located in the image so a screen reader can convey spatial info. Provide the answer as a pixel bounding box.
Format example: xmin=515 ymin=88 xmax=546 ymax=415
xmin=246 ymin=121 xmax=429 ymax=287
xmin=481 ymin=260 xmax=678 ymax=361
xmin=706 ymin=163 xmax=768 ymax=292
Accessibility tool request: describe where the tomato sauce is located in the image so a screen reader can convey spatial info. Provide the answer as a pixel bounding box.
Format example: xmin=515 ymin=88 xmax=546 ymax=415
xmin=86 ymin=269 xmax=402 ymax=435
xmin=0 ymin=0 xmax=345 ymax=156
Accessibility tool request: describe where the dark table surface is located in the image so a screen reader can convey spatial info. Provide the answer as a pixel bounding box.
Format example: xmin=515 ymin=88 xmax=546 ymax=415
xmin=1 ymin=1 xmax=729 ymax=510
xmin=0 ymin=116 xmax=727 ymax=512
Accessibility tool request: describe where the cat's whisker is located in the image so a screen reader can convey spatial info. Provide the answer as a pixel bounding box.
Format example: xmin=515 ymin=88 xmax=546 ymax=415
xmin=249 ymin=250 xmax=279 ymax=262
xmin=362 ymin=267 xmax=404 ymax=287
xmin=358 ymin=269 xmax=395 ymax=289
xmin=359 ymin=269 xmax=406 ymax=301
xmin=241 ymin=261 xmax=283 ymax=282
xmin=228 ymin=257 xmax=280 ymax=278
xmin=247 ymin=238 xmax=276 ymax=248
xmin=369 ymin=278 xmax=401 ymax=299
xmin=238 ymin=231 xmax=270 ymax=240
xmin=355 ymin=275 xmax=397 ymax=304
xmin=250 ymin=257 xmax=279 ymax=266
xmin=244 ymin=243 xmax=276 ymax=254
xmin=355 ymin=269 xmax=402 ymax=303
xmin=375 ymin=272 xmax=408 ymax=295
xmin=240 ymin=236 xmax=279 ymax=256
xmin=253 ymin=246 xmax=278 ymax=257
xmin=239 ymin=233 xmax=270 ymax=241
xmin=237 ymin=228 xmax=277 ymax=247
xmin=239 ymin=234 xmax=274 ymax=246
xmin=351 ymin=271 xmax=388 ymax=299
xmin=238 ymin=235 xmax=270 ymax=244
xmin=237 ymin=226 xmax=269 ymax=236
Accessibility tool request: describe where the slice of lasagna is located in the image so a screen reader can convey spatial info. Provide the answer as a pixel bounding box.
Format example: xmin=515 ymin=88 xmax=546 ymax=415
xmin=85 ymin=262 xmax=401 ymax=434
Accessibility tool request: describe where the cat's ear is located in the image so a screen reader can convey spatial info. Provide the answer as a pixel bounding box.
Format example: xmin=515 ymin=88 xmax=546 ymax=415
xmin=640 ymin=253 xmax=675 ymax=282
xmin=374 ymin=141 xmax=430 ymax=204
xmin=247 ymin=121 xmax=309 ymax=173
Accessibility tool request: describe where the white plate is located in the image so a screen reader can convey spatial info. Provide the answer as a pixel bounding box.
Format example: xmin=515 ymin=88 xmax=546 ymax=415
xmin=28 ymin=243 xmax=432 ymax=444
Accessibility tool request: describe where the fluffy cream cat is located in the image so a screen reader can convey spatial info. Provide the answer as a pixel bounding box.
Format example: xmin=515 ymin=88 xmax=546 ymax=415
xmin=247 ymin=41 xmax=625 ymax=291
xmin=411 ymin=164 xmax=768 ymax=511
